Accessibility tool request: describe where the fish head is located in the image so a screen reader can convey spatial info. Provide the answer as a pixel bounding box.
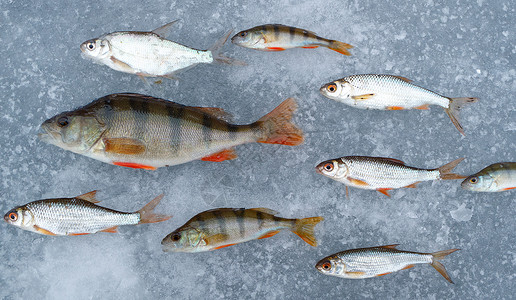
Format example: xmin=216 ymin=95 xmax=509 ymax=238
xmin=315 ymin=256 xmax=343 ymax=276
xmin=4 ymin=206 xmax=34 ymax=229
xmin=231 ymin=29 xmax=262 ymax=47
xmin=80 ymin=38 xmax=111 ymax=61
xmin=461 ymin=173 xmax=495 ymax=192
xmin=316 ymin=159 xmax=349 ymax=179
xmin=161 ymin=227 xmax=205 ymax=252
xmin=39 ymin=110 xmax=106 ymax=155
xmin=320 ymin=80 xmax=353 ymax=101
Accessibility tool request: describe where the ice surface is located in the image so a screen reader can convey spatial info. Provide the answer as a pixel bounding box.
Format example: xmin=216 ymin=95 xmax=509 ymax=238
xmin=0 ymin=0 xmax=515 ymax=299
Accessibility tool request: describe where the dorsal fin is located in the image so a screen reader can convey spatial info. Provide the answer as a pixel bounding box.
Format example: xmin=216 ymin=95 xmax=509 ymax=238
xmin=379 ymin=157 xmax=406 ymax=165
xmin=76 ymin=191 xmax=100 ymax=203
xmin=249 ymin=208 xmax=279 ymax=215
xmin=193 ymin=107 xmax=233 ymax=122
xmin=151 ymin=20 xmax=179 ymax=39
xmin=392 ymin=75 xmax=412 ymax=83
xmin=379 ymin=244 xmax=400 ymax=249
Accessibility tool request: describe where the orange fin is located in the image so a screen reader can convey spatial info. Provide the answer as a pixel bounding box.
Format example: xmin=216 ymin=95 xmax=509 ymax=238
xmin=377 ymin=188 xmax=392 ymax=197
xmin=387 ymin=106 xmax=405 ymax=110
xmin=255 ymin=98 xmax=304 ymax=146
xmin=69 ymin=233 xmax=90 ymax=236
xmin=352 ymin=94 xmax=375 ymax=100
xmin=402 ymin=264 xmax=415 ymax=270
xmin=393 ymin=75 xmax=413 ymax=83
xmin=327 ymin=40 xmax=353 ymax=56
xmin=404 ymin=182 xmax=420 ymax=188
xmin=76 ymin=190 xmax=100 ymax=203
xmin=379 ymin=244 xmax=399 ymax=249
xmin=193 ymin=107 xmax=233 ymax=122
xmin=104 ymin=138 xmax=146 ymax=155
xmin=301 ymin=45 xmax=319 ymax=49
xmin=258 ymin=230 xmax=281 ymax=239
xmin=212 ymin=243 xmax=237 ymax=250
xmin=292 ymin=216 xmax=324 ymax=247
xmin=201 ymin=148 xmax=238 ymax=162
xmin=137 ymin=194 xmax=171 ymax=224
xmin=113 ymin=162 xmax=157 ymax=170
xmin=34 ymin=225 xmax=56 ymax=236
xmin=349 ymin=178 xmax=370 ymax=186
xmin=100 ymin=226 xmax=118 ymax=233
xmin=414 ymin=104 xmax=430 ymax=110
xmin=376 ymin=272 xmax=392 ymax=277
xmin=266 ymin=47 xmax=286 ymax=51
xmin=503 ymin=187 xmax=516 ymax=191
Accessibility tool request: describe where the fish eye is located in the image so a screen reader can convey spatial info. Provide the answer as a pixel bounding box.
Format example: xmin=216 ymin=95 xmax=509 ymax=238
xmin=8 ymin=212 xmax=18 ymax=221
xmin=171 ymin=233 xmax=181 ymax=241
xmin=57 ymin=116 xmax=69 ymax=127
xmin=239 ymin=31 xmax=247 ymax=38
xmin=327 ymin=84 xmax=337 ymax=93
xmin=469 ymin=177 xmax=478 ymax=184
xmin=322 ymin=262 xmax=331 ymax=270
xmin=323 ymin=162 xmax=334 ymax=172
xmin=87 ymin=42 xmax=95 ymax=50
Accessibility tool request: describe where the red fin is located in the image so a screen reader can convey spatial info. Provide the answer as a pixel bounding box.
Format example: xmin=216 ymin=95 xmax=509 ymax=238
xmin=414 ymin=104 xmax=430 ymax=110
xmin=377 ymin=188 xmax=392 ymax=197
xmin=402 ymin=264 xmax=415 ymax=270
xmin=258 ymin=230 xmax=281 ymax=239
xmin=503 ymin=187 xmax=516 ymax=190
xmin=212 ymin=243 xmax=237 ymax=250
xmin=201 ymin=149 xmax=238 ymax=162
xmin=69 ymin=233 xmax=90 ymax=236
xmin=113 ymin=162 xmax=157 ymax=170
xmin=379 ymin=244 xmax=400 ymax=249
xmin=387 ymin=106 xmax=405 ymax=110
xmin=327 ymin=40 xmax=353 ymax=56
xmin=352 ymin=94 xmax=375 ymax=100
xmin=76 ymin=190 xmax=100 ymax=203
xmin=137 ymin=194 xmax=171 ymax=224
xmin=376 ymin=272 xmax=392 ymax=277
xmin=404 ymin=182 xmax=420 ymax=188
xmin=349 ymin=178 xmax=370 ymax=186
xmin=266 ymin=47 xmax=286 ymax=51
xmin=301 ymin=45 xmax=319 ymax=49
xmin=34 ymin=225 xmax=56 ymax=236
xmin=100 ymin=226 xmax=118 ymax=233
xmin=255 ymin=98 xmax=304 ymax=146
xmin=104 ymin=138 xmax=146 ymax=155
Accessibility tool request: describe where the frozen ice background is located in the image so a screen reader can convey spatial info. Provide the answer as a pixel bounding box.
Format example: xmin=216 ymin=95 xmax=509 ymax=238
xmin=1 ymin=0 xmax=515 ymax=299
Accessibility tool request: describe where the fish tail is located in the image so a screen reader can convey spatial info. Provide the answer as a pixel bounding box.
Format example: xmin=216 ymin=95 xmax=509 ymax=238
xmin=430 ymin=248 xmax=460 ymax=284
xmin=210 ymin=30 xmax=246 ymax=66
xmin=255 ymin=98 xmax=304 ymax=146
xmin=291 ymin=216 xmax=324 ymax=246
xmin=326 ymin=40 xmax=353 ymax=56
xmin=438 ymin=157 xmax=467 ymax=180
xmin=137 ymin=194 xmax=172 ymax=224
xmin=444 ymin=97 xmax=478 ymax=136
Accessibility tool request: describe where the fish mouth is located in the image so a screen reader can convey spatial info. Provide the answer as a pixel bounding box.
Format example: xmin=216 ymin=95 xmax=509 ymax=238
xmin=315 ymin=163 xmax=324 ymax=175
xmin=38 ymin=124 xmax=60 ymax=144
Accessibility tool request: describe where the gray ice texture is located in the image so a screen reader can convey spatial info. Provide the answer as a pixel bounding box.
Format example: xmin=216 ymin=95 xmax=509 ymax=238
xmin=0 ymin=0 xmax=515 ymax=299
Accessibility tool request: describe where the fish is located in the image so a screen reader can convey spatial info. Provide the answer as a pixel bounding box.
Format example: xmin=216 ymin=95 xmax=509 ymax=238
xmin=461 ymin=162 xmax=516 ymax=192
xmin=319 ymin=74 xmax=478 ymax=135
xmin=3 ymin=191 xmax=170 ymax=236
xmin=315 ymin=156 xmax=466 ymax=197
xmin=161 ymin=208 xmax=324 ymax=252
xmin=80 ymin=21 xmax=241 ymax=79
xmin=38 ymin=93 xmax=304 ymax=170
xmin=315 ymin=244 xmax=459 ymax=283
xmin=231 ymin=24 xmax=353 ymax=56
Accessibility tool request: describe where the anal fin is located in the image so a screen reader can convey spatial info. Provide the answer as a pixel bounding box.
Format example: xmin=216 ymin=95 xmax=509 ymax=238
xmin=404 ymin=182 xmax=420 ymax=188
xmin=402 ymin=264 xmax=415 ymax=270
xmin=258 ymin=230 xmax=280 ymax=239
xmin=377 ymin=188 xmax=392 ymax=197
xmin=414 ymin=104 xmax=430 ymax=110
xmin=100 ymin=226 xmax=119 ymax=233
xmin=113 ymin=162 xmax=157 ymax=170
xmin=386 ymin=106 xmax=405 ymax=110
xmin=201 ymin=149 xmax=237 ymax=162
xmin=301 ymin=45 xmax=319 ymax=49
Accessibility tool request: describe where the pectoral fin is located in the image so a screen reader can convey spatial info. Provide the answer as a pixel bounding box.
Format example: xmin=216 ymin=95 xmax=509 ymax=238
xmin=112 ymin=162 xmax=157 ymax=170
xmin=349 ymin=178 xmax=370 ymax=186
xmin=266 ymin=47 xmax=286 ymax=51
xmin=345 ymin=271 xmax=366 ymax=278
xmin=34 ymin=225 xmax=56 ymax=236
xmin=205 ymin=233 xmax=230 ymax=246
xmin=100 ymin=226 xmax=119 ymax=233
xmin=352 ymin=94 xmax=375 ymax=100
xmin=104 ymin=138 xmax=146 ymax=155
xmin=110 ymin=56 xmax=135 ymax=73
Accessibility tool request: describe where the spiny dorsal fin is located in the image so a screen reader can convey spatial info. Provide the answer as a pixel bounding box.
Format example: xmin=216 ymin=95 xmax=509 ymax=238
xmin=193 ymin=107 xmax=233 ymax=122
xmin=249 ymin=208 xmax=280 ymax=215
xmin=392 ymin=75 xmax=413 ymax=83
xmin=152 ymin=20 xmax=179 ymax=39
xmin=76 ymin=190 xmax=100 ymax=203
xmin=379 ymin=244 xmax=400 ymax=249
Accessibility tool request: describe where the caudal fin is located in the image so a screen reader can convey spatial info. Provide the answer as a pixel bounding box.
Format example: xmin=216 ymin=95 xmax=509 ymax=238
xmin=137 ymin=194 xmax=172 ymax=224
xmin=438 ymin=158 xmax=467 ymax=180
xmin=209 ymin=30 xmax=246 ymax=66
xmin=255 ymin=98 xmax=304 ymax=146
xmin=444 ymin=97 xmax=478 ymax=136
xmin=430 ymin=248 xmax=460 ymax=284
xmin=291 ymin=216 xmax=324 ymax=246
xmin=327 ymin=40 xmax=353 ymax=56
